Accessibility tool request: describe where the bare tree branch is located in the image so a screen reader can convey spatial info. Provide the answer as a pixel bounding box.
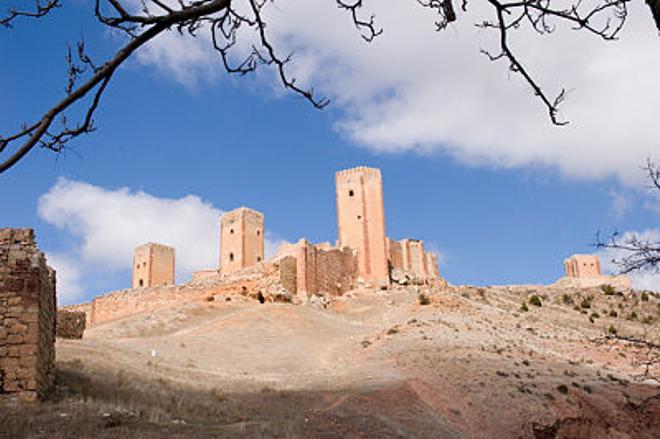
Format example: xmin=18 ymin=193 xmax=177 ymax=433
xmin=596 ymin=159 xmax=660 ymax=274
xmin=0 ymin=0 xmax=653 ymax=172
xmin=0 ymin=0 xmax=60 ymax=28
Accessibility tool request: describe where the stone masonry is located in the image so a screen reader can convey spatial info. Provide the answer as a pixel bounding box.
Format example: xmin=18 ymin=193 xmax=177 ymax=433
xmin=220 ymin=207 xmax=264 ymax=276
xmin=335 ymin=167 xmax=389 ymax=284
xmin=564 ymin=254 xmax=602 ymax=278
xmin=132 ymin=243 xmax=175 ymax=288
xmin=0 ymin=228 xmax=56 ymax=401
xmin=295 ymin=240 xmax=357 ymax=297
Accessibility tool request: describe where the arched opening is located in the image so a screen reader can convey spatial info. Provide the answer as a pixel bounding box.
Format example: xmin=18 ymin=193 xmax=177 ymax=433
xmin=229 ymin=253 xmax=234 ymax=262
xmin=349 ymin=190 xmax=354 ymax=197
xmin=139 ymin=279 xmax=144 ymax=287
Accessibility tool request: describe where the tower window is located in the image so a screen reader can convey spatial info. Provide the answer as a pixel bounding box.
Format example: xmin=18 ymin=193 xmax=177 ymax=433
xmin=257 ymin=256 xmax=261 ymax=262
xmin=230 ymin=229 xmax=234 ymax=234
xmin=357 ymin=215 xmax=362 ymax=220
xmin=257 ymin=230 xmax=261 ymax=236
xmin=229 ymin=253 xmax=234 ymax=262
xmin=139 ymin=279 xmax=144 ymax=287
xmin=349 ymin=190 xmax=354 ymax=197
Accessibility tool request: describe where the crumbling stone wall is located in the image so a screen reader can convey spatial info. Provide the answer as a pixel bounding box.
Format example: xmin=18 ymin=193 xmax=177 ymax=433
xmin=56 ymin=310 xmax=86 ymax=339
xmin=279 ymin=256 xmax=297 ymax=295
xmin=0 ymin=228 xmax=56 ymax=401
xmin=295 ymin=240 xmax=357 ymax=297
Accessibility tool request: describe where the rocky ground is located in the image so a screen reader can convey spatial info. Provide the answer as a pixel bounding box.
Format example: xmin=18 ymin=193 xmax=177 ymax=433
xmin=1 ymin=283 xmax=658 ymax=438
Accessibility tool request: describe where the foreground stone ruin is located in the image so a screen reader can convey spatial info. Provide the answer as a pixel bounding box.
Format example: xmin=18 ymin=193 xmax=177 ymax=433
xmin=0 ymin=228 xmax=56 ymax=401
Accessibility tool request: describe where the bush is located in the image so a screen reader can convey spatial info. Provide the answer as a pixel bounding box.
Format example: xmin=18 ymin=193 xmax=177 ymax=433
xmin=608 ymin=325 xmax=617 ymax=335
xmin=626 ymin=311 xmax=638 ymax=321
xmin=562 ymin=294 xmax=573 ymax=305
xmin=520 ymin=302 xmax=529 ymax=312
xmin=641 ymin=291 xmax=649 ymax=302
xmin=580 ymin=298 xmax=592 ymax=309
xmin=642 ymin=315 xmax=654 ymax=325
xmin=529 ymin=295 xmax=542 ymax=307
xmin=556 ymin=384 xmax=569 ymax=394
xmin=418 ymin=293 xmax=430 ymax=305
xmin=600 ymin=284 xmax=616 ymax=295
xmin=590 ymin=312 xmax=600 ymax=319
xmin=609 ymin=310 xmax=618 ymax=318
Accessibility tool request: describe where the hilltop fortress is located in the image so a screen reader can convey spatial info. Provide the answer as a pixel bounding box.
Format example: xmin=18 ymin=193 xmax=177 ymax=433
xmin=71 ymin=167 xmax=444 ymax=325
xmin=60 ymin=166 xmax=631 ymax=327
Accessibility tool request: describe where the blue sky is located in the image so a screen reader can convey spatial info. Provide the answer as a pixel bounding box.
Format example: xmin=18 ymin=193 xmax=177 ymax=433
xmin=1 ymin=1 xmax=659 ymax=304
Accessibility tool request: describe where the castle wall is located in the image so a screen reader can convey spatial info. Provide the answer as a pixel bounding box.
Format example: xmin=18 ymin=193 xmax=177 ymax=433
xmin=387 ymin=238 xmax=404 ymax=271
xmin=132 ymin=243 xmax=175 ymax=288
xmin=295 ymin=240 xmax=357 ymax=297
xmin=279 ymin=256 xmax=297 ymax=295
xmin=564 ymin=254 xmax=602 ymax=278
xmin=335 ymin=167 xmax=388 ymax=283
xmin=220 ymin=207 xmax=264 ymax=276
xmin=425 ymin=253 xmax=440 ymax=279
xmin=0 ymin=228 xmax=56 ymax=401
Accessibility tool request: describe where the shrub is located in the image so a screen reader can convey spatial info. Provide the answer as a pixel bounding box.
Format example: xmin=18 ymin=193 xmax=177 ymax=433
xmin=562 ymin=294 xmax=573 ymax=305
xmin=641 ymin=291 xmax=649 ymax=302
xmin=608 ymin=325 xmax=617 ymax=335
xmin=626 ymin=311 xmax=638 ymax=321
xmin=642 ymin=315 xmax=654 ymax=325
xmin=590 ymin=312 xmax=600 ymax=319
xmin=609 ymin=310 xmax=618 ymax=318
xmin=600 ymin=284 xmax=616 ymax=295
xmin=580 ymin=298 xmax=592 ymax=309
xmin=529 ymin=295 xmax=542 ymax=307
xmin=520 ymin=302 xmax=529 ymax=312
xmin=418 ymin=293 xmax=430 ymax=305
xmin=556 ymin=384 xmax=569 ymax=394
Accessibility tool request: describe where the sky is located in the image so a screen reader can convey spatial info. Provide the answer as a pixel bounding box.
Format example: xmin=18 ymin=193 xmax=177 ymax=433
xmin=1 ymin=0 xmax=659 ymax=304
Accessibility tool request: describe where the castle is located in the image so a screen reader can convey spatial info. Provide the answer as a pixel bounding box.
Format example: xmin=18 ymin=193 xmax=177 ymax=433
xmin=135 ymin=166 xmax=442 ymax=294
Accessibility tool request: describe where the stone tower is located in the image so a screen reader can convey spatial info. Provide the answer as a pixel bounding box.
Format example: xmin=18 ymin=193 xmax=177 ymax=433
xmin=335 ymin=166 xmax=388 ymax=283
xmin=132 ymin=243 xmax=175 ymax=288
xmin=564 ymin=254 xmax=602 ymax=278
xmin=220 ymin=207 xmax=264 ymax=275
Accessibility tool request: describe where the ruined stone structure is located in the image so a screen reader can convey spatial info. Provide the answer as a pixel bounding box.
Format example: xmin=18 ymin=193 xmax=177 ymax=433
xmin=336 ymin=167 xmax=389 ymax=284
xmin=0 ymin=228 xmax=56 ymax=401
xmin=426 ymin=253 xmax=441 ymax=279
xmin=132 ymin=243 xmax=175 ymax=289
xmin=295 ymin=240 xmax=358 ymax=297
xmin=564 ymin=254 xmax=602 ymax=278
xmin=220 ymin=207 xmax=264 ymax=276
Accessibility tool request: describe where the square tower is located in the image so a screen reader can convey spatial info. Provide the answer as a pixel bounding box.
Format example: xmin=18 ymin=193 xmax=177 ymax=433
xmin=335 ymin=166 xmax=388 ymax=282
xmin=132 ymin=243 xmax=175 ymax=288
xmin=563 ymin=254 xmax=602 ymax=278
xmin=220 ymin=207 xmax=264 ymax=275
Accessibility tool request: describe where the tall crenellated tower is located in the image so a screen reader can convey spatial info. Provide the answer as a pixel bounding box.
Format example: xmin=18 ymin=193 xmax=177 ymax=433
xmin=132 ymin=243 xmax=175 ymax=288
xmin=220 ymin=207 xmax=264 ymax=276
xmin=335 ymin=166 xmax=388 ymax=283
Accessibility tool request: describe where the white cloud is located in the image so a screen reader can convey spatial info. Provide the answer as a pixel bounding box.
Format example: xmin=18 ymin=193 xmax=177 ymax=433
xmin=46 ymin=252 xmax=83 ymax=304
xmin=133 ymin=1 xmax=660 ymax=185
xmin=597 ymin=229 xmax=660 ymax=291
xmin=608 ymin=190 xmax=632 ymax=219
xmin=38 ymin=178 xmax=282 ymax=303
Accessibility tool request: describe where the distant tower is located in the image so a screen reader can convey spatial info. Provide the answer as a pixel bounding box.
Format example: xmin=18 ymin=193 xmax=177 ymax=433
xmin=563 ymin=254 xmax=602 ymax=278
xmin=132 ymin=243 xmax=175 ymax=288
xmin=335 ymin=166 xmax=388 ymax=282
xmin=220 ymin=207 xmax=264 ymax=275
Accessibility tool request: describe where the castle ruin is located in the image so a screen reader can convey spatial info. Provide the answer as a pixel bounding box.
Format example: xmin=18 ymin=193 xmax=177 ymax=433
xmin=220 ymin=207 xmax=264 ymax=276
xmin=336 ymin=167 xmax=389 ymax=284
xmin=132 ymin=243 xmax=175 ymax=288
xmin=0 ymin=228 xmax=56 ymax=401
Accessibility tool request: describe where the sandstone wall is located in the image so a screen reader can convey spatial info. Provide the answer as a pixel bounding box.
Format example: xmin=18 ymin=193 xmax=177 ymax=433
xmin=0 ymin=228 xmax=56 ymax=401
xmin=220 ymin=207 xmax=264 ymax=276
xmin=336 ymin=167 xmax=388 ymax=283
xmin=132 ymin=243 xmax=175 ymax=288
xmin=564 ymin=254 xmax=602 ymax=278
xmin=296 ymin=240 xmax=357 ymax=297
xmin=279 ymin=256 xmax=297 ymax=295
